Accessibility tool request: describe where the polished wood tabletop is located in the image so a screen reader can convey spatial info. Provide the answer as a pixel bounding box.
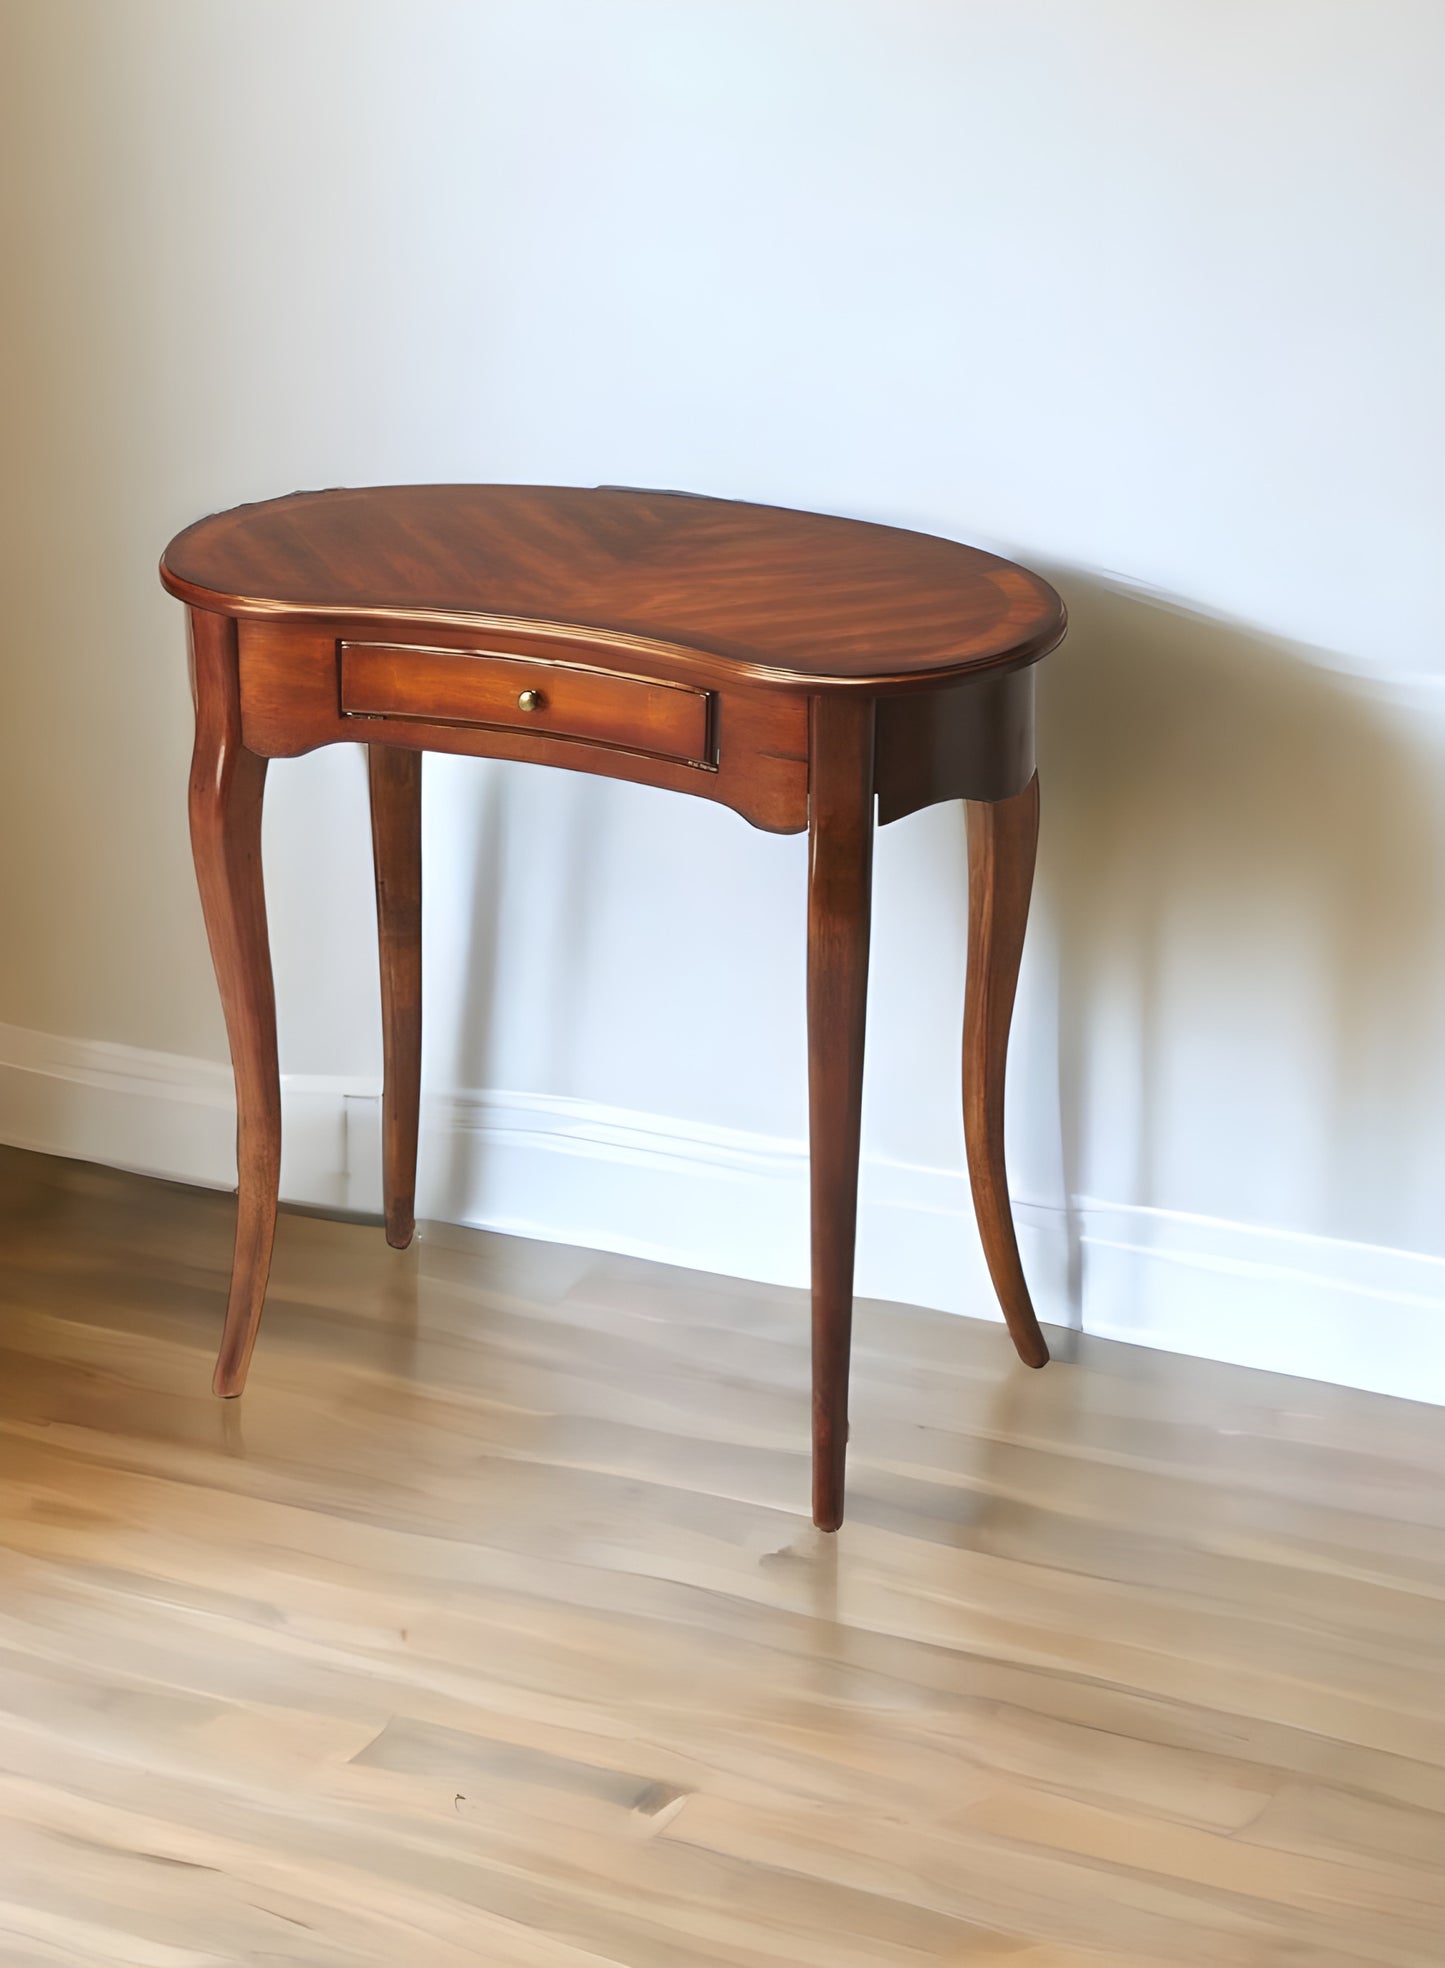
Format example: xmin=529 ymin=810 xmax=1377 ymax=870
xmin=162 ymin=485 xmax=1067 ymax=1528
xmin=161 ymin=484 xmax=1064 ymax=687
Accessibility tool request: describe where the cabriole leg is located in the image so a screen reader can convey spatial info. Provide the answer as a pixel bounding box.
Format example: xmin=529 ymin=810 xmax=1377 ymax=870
xmin=963 ymin=772 xmax=1049 ymax=1368
xmin=187 ymin=608 xmax=280 ymax=1397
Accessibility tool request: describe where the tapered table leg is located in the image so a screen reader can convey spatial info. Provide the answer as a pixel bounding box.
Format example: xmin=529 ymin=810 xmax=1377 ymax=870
xmin=368 ymin=746 xmax=422 ymax=1248
xmin=963 ymin=772 xmax=1049 ymax=1368
xmin=187 ymin=609 xmax=280 ymax=1397
xmin=806 ymin=697 xmax=876 ymax=1531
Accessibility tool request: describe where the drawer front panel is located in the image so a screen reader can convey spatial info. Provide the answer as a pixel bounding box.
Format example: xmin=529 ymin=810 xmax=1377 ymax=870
xmin=235 ymin=619 xmax=810 ymax=835
xmin=340 ymin=641 xmax=712 ymax=766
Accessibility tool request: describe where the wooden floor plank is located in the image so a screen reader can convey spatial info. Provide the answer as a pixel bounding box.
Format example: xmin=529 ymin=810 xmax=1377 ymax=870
xmin=0 ymin=1146 xmax=1442 ymax=1965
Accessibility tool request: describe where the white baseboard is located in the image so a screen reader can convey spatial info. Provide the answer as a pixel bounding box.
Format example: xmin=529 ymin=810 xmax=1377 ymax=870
xmin=1 ymin=1021 xmax=1441 ymax=1407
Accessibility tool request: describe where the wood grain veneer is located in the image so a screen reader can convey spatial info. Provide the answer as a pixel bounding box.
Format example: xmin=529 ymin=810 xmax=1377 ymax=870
xmin=165 ymin=483 xmax=1067 ymax=1525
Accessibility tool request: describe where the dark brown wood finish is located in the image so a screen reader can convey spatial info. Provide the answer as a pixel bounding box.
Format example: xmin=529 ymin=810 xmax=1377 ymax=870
xmin=166 ymin=484 xmax=1065 ymax=1526
xmin=806 ymin=697 xmax=876 ymax=1532
xmin=342 ymin=640 xmax=713 ymax=765
xmin=367 ymin=746 xmax=422 ymax=1250
xmin=964 ymin=774 xmax=1049 ymax=1369
xmin=162 ymin=484 xmax=1065 ymax=691
xmin=237 ymin=618 xmax=809 ymax=834
xmin=875 ymin=665 xmax=1036 ymax=822
xmin=186 ymin=608 xmax=280 ymax=1398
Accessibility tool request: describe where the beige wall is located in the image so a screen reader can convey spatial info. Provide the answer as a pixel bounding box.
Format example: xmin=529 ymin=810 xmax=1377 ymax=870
xmin=3 ymin=0 xmax=1444 ymax=1396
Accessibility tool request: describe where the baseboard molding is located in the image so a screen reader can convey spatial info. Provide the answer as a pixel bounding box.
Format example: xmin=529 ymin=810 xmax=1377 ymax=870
xmin=1 ymin=1021 xmax=1441 ymax=1406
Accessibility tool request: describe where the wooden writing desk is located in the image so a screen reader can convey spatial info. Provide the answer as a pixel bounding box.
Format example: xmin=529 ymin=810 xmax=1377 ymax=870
xmin=162 ymin=485 xmax=1066 ymax=1527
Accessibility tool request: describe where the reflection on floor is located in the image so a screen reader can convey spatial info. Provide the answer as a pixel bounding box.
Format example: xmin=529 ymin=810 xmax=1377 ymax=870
xmin=0 ymin=1145 xmax=1442 ymax=1966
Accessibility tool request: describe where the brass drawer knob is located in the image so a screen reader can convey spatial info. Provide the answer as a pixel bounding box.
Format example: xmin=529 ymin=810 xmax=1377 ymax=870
xmin=517 ymin=688 xmax=542 ymax=712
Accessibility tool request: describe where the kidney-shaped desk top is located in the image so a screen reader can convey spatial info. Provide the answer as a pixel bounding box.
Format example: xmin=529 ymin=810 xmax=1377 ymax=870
xmin=163 ymin=484 xmax=1066 ymax=1528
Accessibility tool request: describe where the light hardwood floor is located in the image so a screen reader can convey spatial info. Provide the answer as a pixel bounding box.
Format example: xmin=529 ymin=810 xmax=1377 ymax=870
xmin=0 ymin=1145 xmax=1441 ymax=1966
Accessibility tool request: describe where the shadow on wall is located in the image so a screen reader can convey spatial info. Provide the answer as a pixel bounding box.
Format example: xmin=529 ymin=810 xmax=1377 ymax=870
xmin=429 ymin=763 xmax=613 ymax=1227
xmin=1036 ymin=573 xmax=1445 ymax=1270
xmin=410 ymin=567 xmax=1445 ymax=1342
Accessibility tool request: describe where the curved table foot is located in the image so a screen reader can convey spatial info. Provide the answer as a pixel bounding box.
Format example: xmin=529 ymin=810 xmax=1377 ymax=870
xmin=187 ymin=610 xmax=280 ymax=1398
xmin=964 ymin=773 xmax=1049 ymax=1369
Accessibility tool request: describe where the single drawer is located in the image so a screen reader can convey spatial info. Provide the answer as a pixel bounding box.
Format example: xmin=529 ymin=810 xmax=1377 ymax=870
xmin=339 ymin=641 xmax=712 ymax=765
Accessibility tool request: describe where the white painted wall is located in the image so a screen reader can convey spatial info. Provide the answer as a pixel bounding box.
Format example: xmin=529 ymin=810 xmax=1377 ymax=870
xmin=3 ymin=0 xmax=1444 ymax=1400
